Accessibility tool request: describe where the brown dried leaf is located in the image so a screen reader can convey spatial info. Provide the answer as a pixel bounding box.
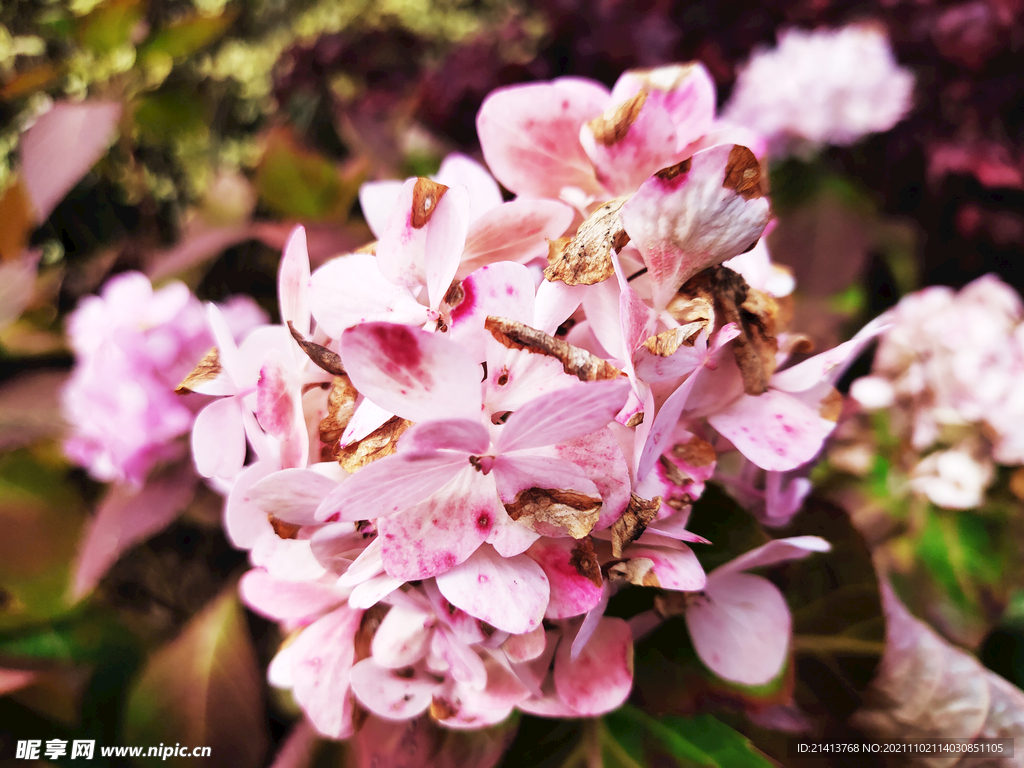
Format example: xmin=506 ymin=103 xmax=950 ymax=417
xmin=503 ymin=487 xmax=602 ymax=539
xmin=354 ymin=604 xmax=389 ymax=663
xmin=544 ymin=196 xmax=630 ymax=285
xmin=610 ymin=493 xmax=662 ymax=558
xmin=570 ymin=537 xmax=604 ymax=588
xmin=287 ymin=321 xmax=345 ymax=376
xmin=175 ymin=347 xmax=221 ymax=395
xmin=485 ymin=316 xmax=623 ymax=382
xmin=268 ymin=515 xmax=301 ymax=540
xmin=430 ymin=695 xmax=459 ymax=722
xmin=722 ymin=145 xmax=766 ymax=201
xmin=679 ymin=266 xmax=778 ymax=396
xmin=587 ymin=91 xmax=648 ymax=146
xmin=642 ymin=323 xmax=705 ymax=358
xmin=411 ymin=178 xmax=448 ymax=229
xmin=318 ymin=376 xmax=358 ymax=444
xmin=335 ymin=416 xmax=412 ymax=472
xmin=672 ymin=435 xmax=717 ymax=468
xmin=608 ymin=557 xmax=661 ymax=587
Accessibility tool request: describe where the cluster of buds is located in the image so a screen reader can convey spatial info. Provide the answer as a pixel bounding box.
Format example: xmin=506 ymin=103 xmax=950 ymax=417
xmin=177 ymin=63 xmax=877 ymax=736
xmin=843 ymin=275 xmax=1024 ymax=509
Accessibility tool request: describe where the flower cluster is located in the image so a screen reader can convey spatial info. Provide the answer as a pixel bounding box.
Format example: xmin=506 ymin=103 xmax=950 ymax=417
xmin=845 ymin=275 xmax=1024 ymax=509
xmin=724 ymin=25 xmax=915 ymax=158
xmin=62 ymin=272 xmax=264 ymax=486
xmin=179 ymin=63 xmax=871 ymax=737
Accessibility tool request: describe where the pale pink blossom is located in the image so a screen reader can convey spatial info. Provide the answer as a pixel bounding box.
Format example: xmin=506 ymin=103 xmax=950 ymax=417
xmin=724 ymin=25 xmax=915 ymax=157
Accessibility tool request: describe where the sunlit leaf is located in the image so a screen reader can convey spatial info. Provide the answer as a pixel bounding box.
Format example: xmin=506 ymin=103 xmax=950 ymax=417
xmin=138 ymin=8 xmax=238 ymax=65
xmin=255 ymin=128 xmax=359 ymax=221
xmin=76 ymin=0 xmax=145 ymax=54
xmin=122 ymin=586 xmax=268 ymax=768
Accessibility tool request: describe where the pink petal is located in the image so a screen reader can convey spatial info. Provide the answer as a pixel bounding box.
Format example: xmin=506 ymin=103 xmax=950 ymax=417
xmin=435 ymin=545 xmax=550 ymax=634
xmin=495 ymin=378 xmax=631 ymax=453
xmin=570 ymin=582 xmax=610 ymax=660
xmin=309 ymin=521 xmax=364 ymax=571
xmin=483 ymin=337 xmax=575 ymax=416
xmin=533 ymin=280 xmax=586 ymax=335
xmin=527 ymin=538 xmax=603 ymax=619
xmin=581 ymin=95 xmax=682 ymax=196
xmin=72 ymin=467 xmax=196 ymax=599
xmin=434 ymin=153 xmax=503 ymax=217
xmin=291 ymin=606 xmax=363 ymax=739
xmin=544 ymin=428 xmax=632 ymax=530
xmin=20 ymin=101 xmax=122 ymax=222
xmin=623 ymin=544 xmax=706 ymax=591
xmin=358 ymin=180 xmax=404 ymax=238
xmin=349 ymin=659 xmax=436 ymax=721
xmin=424 ymin=185 xmax=471 ymax=310
xmin=449 ymin=261 xmax=536 ymax=361
xmin=619 ymin=144 xmax=771 ymax=310
xmin=485 ymin=507 xmax=542 ymax=557
xmin=610 ymin=64 xmax=717 ymax=150
xmin=553 ymin=617 xmax=633 ymax=715
xmin=0 ymin=669 xmax=39 ymax=696
xmin=349 ymin=574 xmax=404 ymax=609
xmin=192 ymin=397 xmax=246 ymax=479
xmin=341 ymin=322 xmax=483 ymax=423
xmin=458 ymin=199 xmax=575 ymax=277
xmin=239 ymin=569 xmax=341 ymax=625
xmin=224 ymin=460 xmax=277 ymax=548
xmin=337 ymin=537 xmax=386 ymax=588
xmin=707 ymin=388 xmax=835 ymax=472
xmin=248 ymin=467 xmax=339 ymax=526
xmin=279 ymin=225 xmax=312 ymax=335
xmin=477 ymin=79 xmax=608 ymax=199
xmin=370 ymin=604 xmax=433 ymax=669
xmin=636 ymin=360 xmax=707 ymax=481
xmin=714 ymin=535 xmax=831 ymax=577
xmin=378 ymin=467 xmax=501 ymax=580
xmin=251 ymin=536 xmax=327 ymax=582
xmin=400 ymin=419 xmax=490 ymax=455
xmin=502 ymin=625 xmax=547 ymax=663
xmin=309 ymin=254 xmax=428 ymax=339
xmin=493 ymin=453 xmax=600 ymax=503
xmin=685 ymin=571 xmax=790 ymax=686
xmin=256 ymin=351 xmax=308 ymax=470
xmin=431 ymin=628 xmax=488 ymax=689
xmin=206 ymin=303 xmax=244 ymax=384
xmin=315 ymin=451 xmax=465 ymax=522
xmin=771 ymin=316 xmax=890 ymax=393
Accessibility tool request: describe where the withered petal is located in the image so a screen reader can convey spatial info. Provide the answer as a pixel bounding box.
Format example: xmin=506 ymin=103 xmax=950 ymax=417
xmin=485 ymin=316 xmax=623 ymax=382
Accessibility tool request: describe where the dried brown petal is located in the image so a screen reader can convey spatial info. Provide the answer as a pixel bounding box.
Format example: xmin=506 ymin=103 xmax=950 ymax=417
xmin=318 ymin=375 xmax=359 ymax=444
xmin=544 ymin=197 xmax=630 ymax=286
xmin=335 ymin=416 xmax=412 ymax=472
xmin=610 ymin=493 xmax=662 ymax=558
xmin=268 ymin=515 xmax=301 ymax=540
xmin=679 ymin=266 xmax=779 ymax=396
xmin=624 ymin=412 xmax=644 ymax=428
xmin=642 ymin=323 xmax=704 ymax=358
xmin=665 ymin=290 xmax=715 ymax=331
xmin=355 ymin=241 xmax=377 ymax=255
xmin=354 ymin=604 xmax=389 ymax=662
xmin=587 ymin=91 xmax=648 ymax=147
xmin=655 ymin=157 xmax=692 ymax=181
xmin=175 ymin=348 xmax=221 ymax=395
xmin=819 ymin=387 xmax=843 ymax=422
xmin=485 ymin=316 xmax=623 ymax=382
xmin=287 ymin=321 xmax=346 ymax=376
xmin=671 ymin=435 xmax=717 ymax=467
xmin=570 ymin=537 xmax=603 ymax=588
xmin=608 ymin=557 xmax=660 ymax=587
xmin=722 ymin=145 xmax=765 ymax=201
xmin=504 ymin=487 xmax=602 ymax=539
xmin=429 ymin=695 xmax=459 ymax=722
xmin=411 ymin=178 xmax=448 ymax=229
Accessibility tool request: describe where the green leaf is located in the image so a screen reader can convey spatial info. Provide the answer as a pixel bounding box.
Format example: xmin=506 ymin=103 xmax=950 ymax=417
xmin=76 ymin=0 xmax=145 ymax=55
xmin=0 ymin=608 xmax=136 ymax=665
xmin=255 ymin=127 xmax=358 ymax=221
xmin=122 ymin=586 xmax=268 ymax=768
xmin=134 ymin=87 xmax=209 ymax=144
xmin=138 ymin=8 xmax=237 ymax=65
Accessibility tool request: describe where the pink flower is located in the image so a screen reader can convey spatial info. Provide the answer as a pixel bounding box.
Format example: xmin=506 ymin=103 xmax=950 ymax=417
xmin=724 ymin=25 xmax=915 ymax=157
xmin=62 ymin=272 xmax=264 ymax=485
